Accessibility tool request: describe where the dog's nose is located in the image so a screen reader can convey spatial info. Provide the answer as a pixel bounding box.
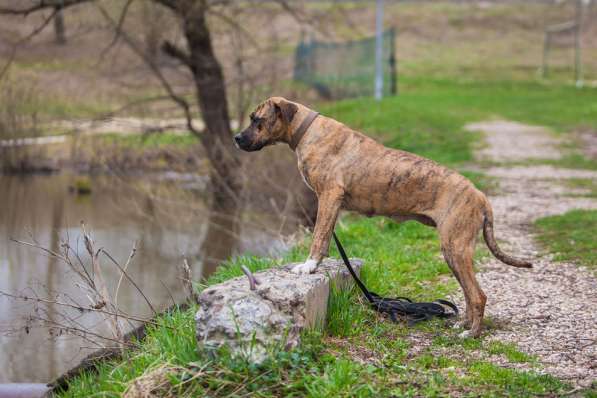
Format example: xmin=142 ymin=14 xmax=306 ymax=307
xmin=234 ymin=134 xmax=242 ymax=144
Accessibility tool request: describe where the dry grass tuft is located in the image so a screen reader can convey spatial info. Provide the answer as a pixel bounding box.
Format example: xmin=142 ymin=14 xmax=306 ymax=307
xmin=123 ymin=364 xmax=178 ymax=398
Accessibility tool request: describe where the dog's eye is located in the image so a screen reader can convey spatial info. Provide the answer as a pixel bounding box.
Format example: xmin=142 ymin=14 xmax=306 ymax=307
xmin=251 ymin=116 xmax=263 ymax=127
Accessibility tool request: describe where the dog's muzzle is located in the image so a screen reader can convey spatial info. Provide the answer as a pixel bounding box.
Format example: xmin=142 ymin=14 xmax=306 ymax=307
xmin=234 ymin=133 xmax=264 ymax=152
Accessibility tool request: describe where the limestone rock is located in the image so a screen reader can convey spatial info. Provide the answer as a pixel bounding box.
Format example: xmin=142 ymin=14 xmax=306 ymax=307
xmin=195 ymin=258 xmax=362 ymax=362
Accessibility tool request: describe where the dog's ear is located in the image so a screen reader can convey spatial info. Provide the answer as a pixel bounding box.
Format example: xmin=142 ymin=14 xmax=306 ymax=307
xmin=274 ymin=100 xmax=298 ymax=125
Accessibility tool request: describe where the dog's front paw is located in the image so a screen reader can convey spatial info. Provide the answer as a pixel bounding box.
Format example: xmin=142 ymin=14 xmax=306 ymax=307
xmin=452 ymin=320 xmax=472 ymax=330
xmin=291 ymin=259 xmax=318 ymax=275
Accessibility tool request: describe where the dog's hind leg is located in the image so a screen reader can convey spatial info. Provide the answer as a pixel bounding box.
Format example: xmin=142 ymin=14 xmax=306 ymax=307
xmin=292 ymin=187 xmax=344 ymax=274
xmin=439 ymin=212 xmax=486 ymax=338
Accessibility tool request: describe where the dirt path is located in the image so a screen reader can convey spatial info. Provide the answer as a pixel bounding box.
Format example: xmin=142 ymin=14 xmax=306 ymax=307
xmin=461 ymin=121 xmax=597 ymax=387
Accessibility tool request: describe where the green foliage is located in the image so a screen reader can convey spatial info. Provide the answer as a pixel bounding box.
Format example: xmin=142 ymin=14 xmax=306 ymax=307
xmin=535 ymin=209 xmax=597 ymax=269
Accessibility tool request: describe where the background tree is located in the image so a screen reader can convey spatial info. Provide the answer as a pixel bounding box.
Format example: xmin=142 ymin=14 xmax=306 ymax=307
xmin=53 ymin=5 xmax=66 ymax=44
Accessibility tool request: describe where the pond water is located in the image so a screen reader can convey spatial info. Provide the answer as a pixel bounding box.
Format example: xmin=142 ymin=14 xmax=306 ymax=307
xmin=0 ymin=173 xmax=291 ymax=383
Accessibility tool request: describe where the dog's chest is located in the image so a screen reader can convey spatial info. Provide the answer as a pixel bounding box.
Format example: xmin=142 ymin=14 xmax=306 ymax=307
xmin=297 ymin=159 xmax=315 ymax=192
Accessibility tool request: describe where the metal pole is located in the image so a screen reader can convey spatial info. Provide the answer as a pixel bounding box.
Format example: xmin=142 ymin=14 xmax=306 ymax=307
xmin=542 ymin=32 xmax=550 ymax=79
xmin=374 ymin=0 xmax=384 ymax=101
xmin=574 ymin=0 xmax=583 ymax=87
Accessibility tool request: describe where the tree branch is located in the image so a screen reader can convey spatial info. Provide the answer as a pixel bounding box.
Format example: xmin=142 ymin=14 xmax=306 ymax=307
xmin=0 ymin=7 xmax=60 ymax=79
xmin=98 ymin=0 xmax=135 ymax=60
xmin=151 ymin=0 xmax=178 ymax=12
xmin=94 ymin=3 xmax=201 ymax=137
xmin=0 ymin=0 xmax=92 ymax=16
xmin=161 ymin=40 xmax=192 ymax=68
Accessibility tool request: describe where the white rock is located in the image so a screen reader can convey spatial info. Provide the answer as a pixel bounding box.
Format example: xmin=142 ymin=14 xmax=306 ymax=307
xmin=195 ymin=258 xmax=362 ymax=363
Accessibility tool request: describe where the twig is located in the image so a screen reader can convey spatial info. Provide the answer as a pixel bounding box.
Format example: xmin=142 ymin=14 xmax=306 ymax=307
xmin=101 ymin=249 xmax=157 ymax=316
xmin=98 ymin=0 xmax=135 ymax=60
xmin=181 ymin=257 xmax=199 ymax=303
xmin=0 ymin=290 xmax=169 ymax=329
xmin=241 ymin=266 xmax=260 ymax=291
xmin=114 ymin=242 xmax=137 ymax=309
xmin=82 ymin=225 xmax=124 ymax=344
xmin=0 ymin=0 xmax=92 ymax=16
xmin=160 ymin=280 xmax=177 ymax=308
xmin=30 ymin=315 xmax=136 ymax=348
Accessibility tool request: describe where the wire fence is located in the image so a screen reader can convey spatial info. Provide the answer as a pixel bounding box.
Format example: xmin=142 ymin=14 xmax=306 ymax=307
xmin=293 ymin=28 xmax=397 ymax=100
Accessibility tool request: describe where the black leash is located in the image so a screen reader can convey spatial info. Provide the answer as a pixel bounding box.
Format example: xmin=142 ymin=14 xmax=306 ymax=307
xmin=332 ymin=232 xmax=459 ymax=325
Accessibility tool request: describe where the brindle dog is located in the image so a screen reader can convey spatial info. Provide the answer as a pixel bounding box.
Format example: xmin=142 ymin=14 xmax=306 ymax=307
xmin=234 ymin=97 xmax=532 ymax=337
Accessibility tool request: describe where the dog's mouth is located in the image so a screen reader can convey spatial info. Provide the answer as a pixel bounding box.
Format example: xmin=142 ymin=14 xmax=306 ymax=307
xmin=241 ymin=142 xmax=265 ymax=152
xmin=233 ymin=134 xmax=265 ymax=152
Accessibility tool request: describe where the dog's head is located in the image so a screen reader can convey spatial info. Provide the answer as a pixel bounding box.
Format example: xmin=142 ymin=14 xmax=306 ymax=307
xmin=234 ymin=97 xmax=298 ymax=152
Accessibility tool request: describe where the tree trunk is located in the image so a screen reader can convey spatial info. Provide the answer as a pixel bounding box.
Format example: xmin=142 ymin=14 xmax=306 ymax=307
xmin=179 ymin=3 xmax=243 ymax=272
xmin=53 ymin=7 xmax=66 ymax=45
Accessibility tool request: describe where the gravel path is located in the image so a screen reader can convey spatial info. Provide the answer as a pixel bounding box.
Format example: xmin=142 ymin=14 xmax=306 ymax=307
xmin=466 ymin=120 xmax=563 ymax=161
xmin=458 ymin=120 xmax=597 ymax=387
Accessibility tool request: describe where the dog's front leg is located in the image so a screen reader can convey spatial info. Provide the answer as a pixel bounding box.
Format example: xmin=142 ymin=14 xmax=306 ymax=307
xmin=292 ymin=188 xmax=344 ymax=274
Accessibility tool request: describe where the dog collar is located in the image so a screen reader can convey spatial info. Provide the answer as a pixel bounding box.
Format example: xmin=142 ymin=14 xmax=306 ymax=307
xmin=289 ymin=110 xmax=319 ymax=151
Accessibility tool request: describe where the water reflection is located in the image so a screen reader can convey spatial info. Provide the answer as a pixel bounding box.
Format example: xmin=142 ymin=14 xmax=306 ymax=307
xmin=0 ymin=173 xmax=290 ymax=382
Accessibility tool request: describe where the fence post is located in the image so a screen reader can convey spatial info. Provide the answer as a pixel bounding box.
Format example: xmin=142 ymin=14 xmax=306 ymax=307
xmin=374 ymin=0 xmax=384 ymax=101
xmin=542 ymin=31 xmax=550 ymax=79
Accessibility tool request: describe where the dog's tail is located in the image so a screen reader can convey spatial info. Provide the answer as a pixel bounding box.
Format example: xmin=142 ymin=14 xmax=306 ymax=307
xmin=482 ymin=201 xmax=533 ymax=268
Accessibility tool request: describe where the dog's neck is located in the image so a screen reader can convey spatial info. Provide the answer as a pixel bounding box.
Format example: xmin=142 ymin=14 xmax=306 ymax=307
xmin=287 ymin=105 xmax=319 ymax=151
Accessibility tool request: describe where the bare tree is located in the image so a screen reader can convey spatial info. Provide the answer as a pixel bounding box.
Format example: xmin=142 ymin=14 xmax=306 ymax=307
xmin=0 ymin=0 xmax=251 ymax=267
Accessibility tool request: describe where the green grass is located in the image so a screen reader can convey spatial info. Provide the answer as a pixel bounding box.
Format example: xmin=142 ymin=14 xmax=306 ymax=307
xmin=485 ymin=341 xmax=536 ymax=364
xmin=535 ymin=209 xmax=597 ymax=269
xmin=465 ymin=361 xmax=567 ymax=397
xmin=460 ymin=170 xmax=498 ymax=194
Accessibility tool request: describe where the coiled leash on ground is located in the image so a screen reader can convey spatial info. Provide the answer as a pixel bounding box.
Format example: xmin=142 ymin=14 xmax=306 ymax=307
xmin=332 ymin=232 xmax=459 ymax=325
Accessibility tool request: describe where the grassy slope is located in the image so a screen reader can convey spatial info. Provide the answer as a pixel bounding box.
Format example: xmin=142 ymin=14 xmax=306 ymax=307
xmin=58 ymin=78 xmax=597 ymax=397
xmin=535 ymin=209 xmax=597 ymax=270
